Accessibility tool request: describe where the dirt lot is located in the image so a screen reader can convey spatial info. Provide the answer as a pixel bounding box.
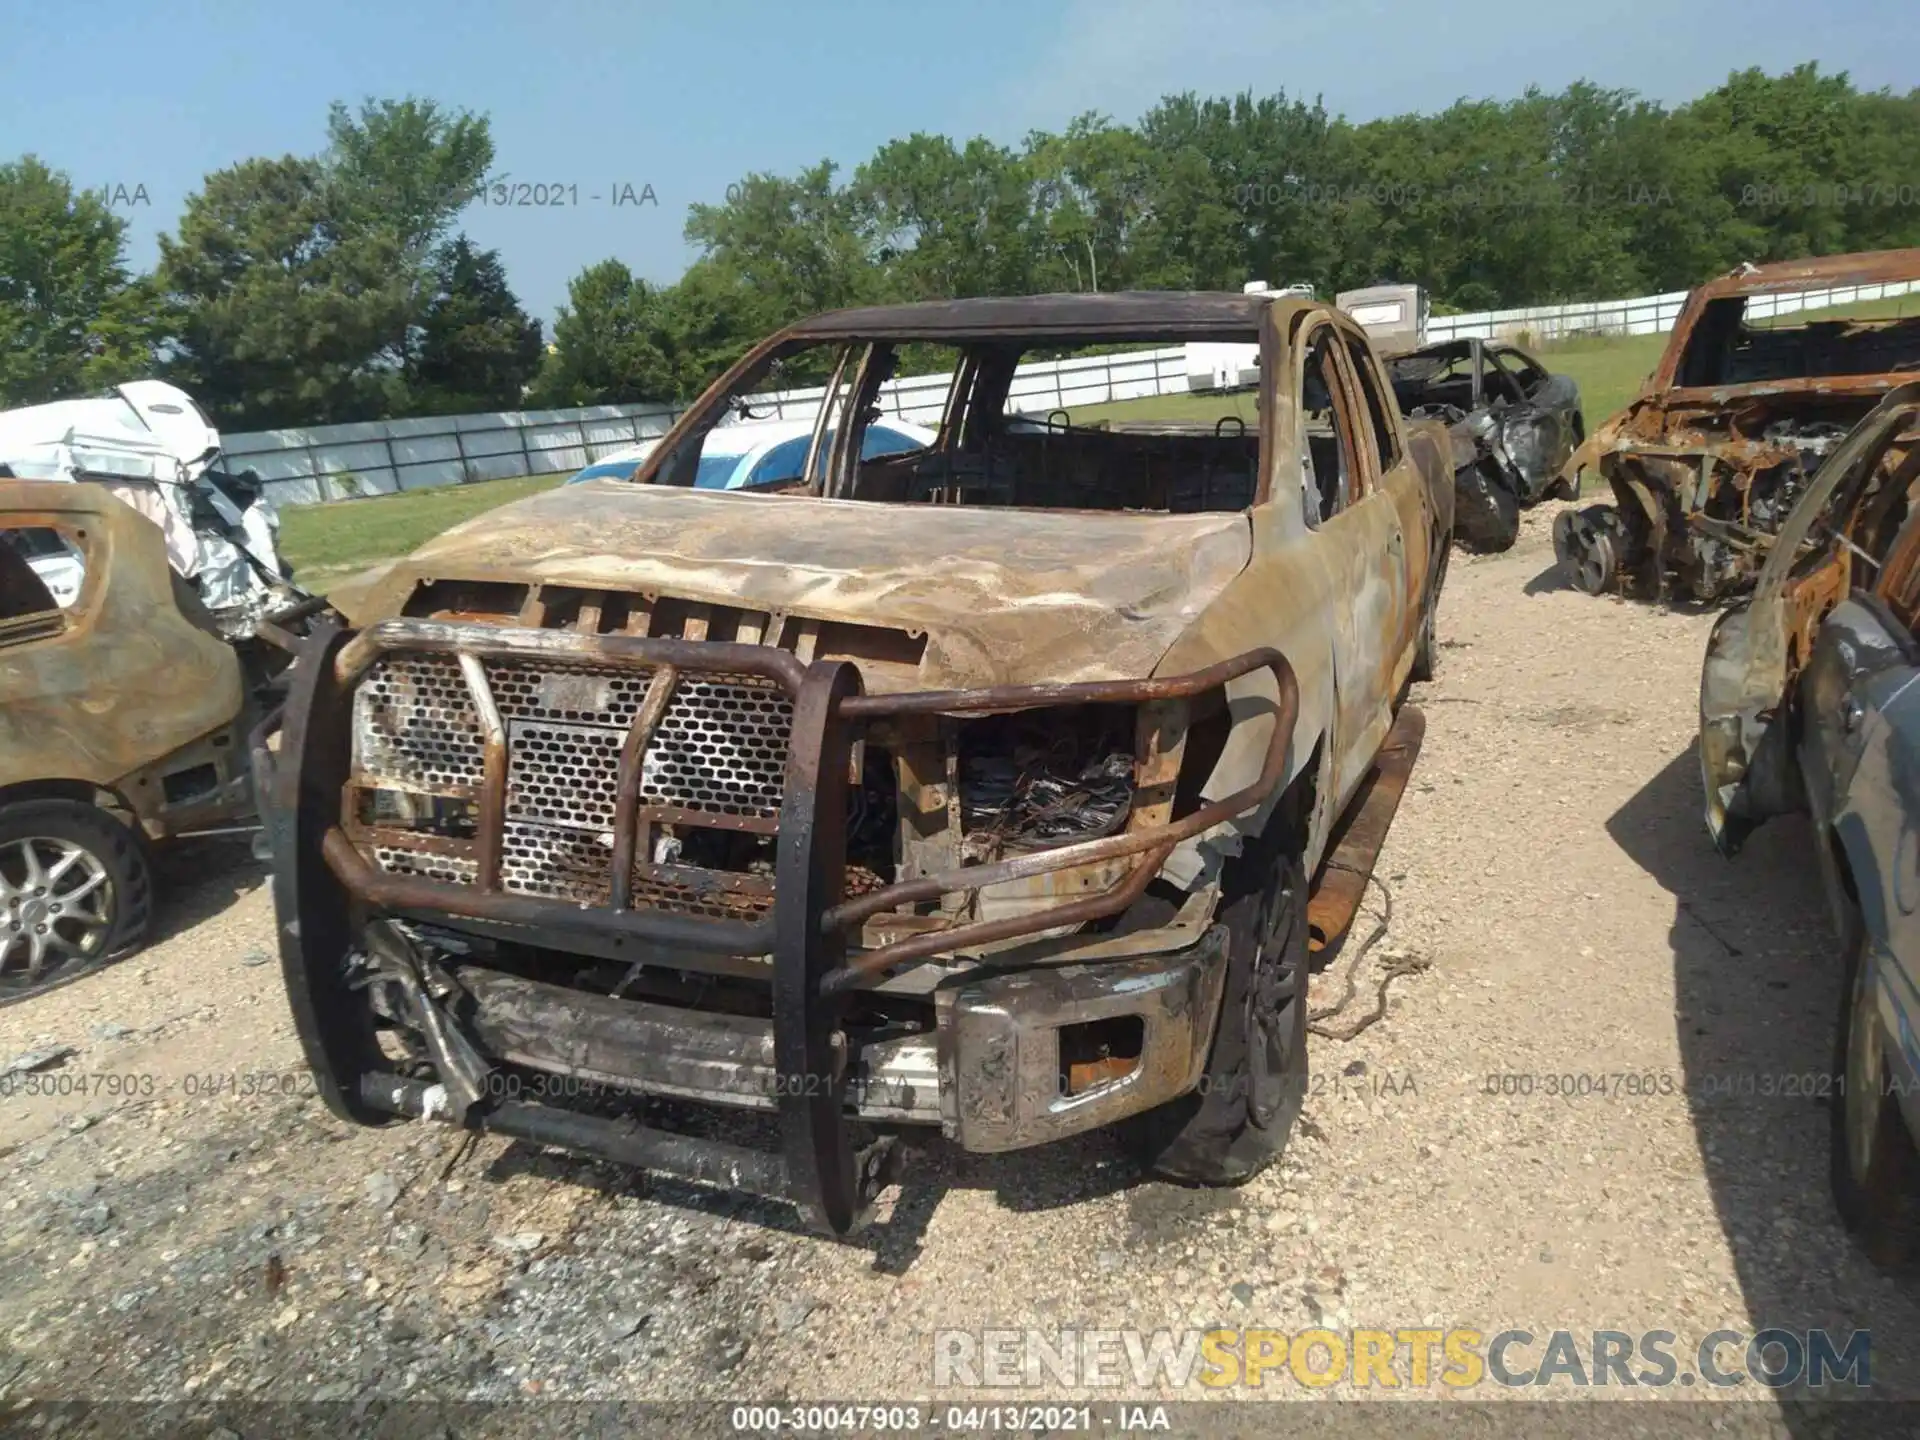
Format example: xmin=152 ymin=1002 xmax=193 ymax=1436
xmin=2 ymin=503 xmax=1915 ymax=1430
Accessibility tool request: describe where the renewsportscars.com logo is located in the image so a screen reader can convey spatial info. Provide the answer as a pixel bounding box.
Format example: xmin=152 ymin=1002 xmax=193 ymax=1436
xmin=932 ymin=1327 xmax=1872 ymax=1391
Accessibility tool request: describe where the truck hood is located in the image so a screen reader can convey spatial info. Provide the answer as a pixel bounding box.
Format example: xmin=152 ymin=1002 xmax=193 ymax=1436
xmin=337 ymin=482 xmax=1255 ymax=691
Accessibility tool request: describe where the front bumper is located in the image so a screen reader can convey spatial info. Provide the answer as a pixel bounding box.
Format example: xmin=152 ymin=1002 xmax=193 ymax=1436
xmin=938 ymin=924 xmax=1229 ymax=1151
xmin=349 ymin=920 xmax=1227 ymax=1148
xmin=268 ymin=619 xmax=1291 ymax=1232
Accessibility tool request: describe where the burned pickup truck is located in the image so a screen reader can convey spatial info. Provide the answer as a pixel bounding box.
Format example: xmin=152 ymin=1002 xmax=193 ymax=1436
xmin=266 ymin=292 xmax=1452 ymax=1232
xmin=1386 ymin=338 xmax=1583 ymax=551
xmin=1556 ymin=248 xmax=1920 ymax=601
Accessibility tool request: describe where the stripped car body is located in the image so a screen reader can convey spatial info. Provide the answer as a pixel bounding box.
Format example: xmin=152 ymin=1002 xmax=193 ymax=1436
xmin=269 ymin=292 xmax=1452 ymax=1232
xmin=1700 ymin=382 xmax=1920 ymax=851
xmin=1697 ymin=383 xmax=1920 ymax=1260
xmin=1386 ymin=338 xmax=1583 ymax=551
xmin=0 ymin=481 xmax=272 ymax=996
xmin=1557 ymin=248 xmax=1920 ymax=601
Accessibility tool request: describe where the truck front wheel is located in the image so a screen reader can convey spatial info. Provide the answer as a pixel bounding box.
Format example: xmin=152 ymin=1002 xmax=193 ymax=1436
xmin=1132 ymin=834 xmax=1309 ymax=1185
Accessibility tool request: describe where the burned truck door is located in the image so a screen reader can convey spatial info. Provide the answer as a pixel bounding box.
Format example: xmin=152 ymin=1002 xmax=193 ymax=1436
xmin=1296 ymin=318 xmax=1408 ymax=809
xmin=1344 ymin=332 xmax=1427 ymax=672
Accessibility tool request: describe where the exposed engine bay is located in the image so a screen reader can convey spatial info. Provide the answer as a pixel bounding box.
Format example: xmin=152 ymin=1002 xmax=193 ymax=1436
xmin=1556 ymin=258 xmax=1920 ymax=603
xmin=1557 ymin=394 xmax=1892 ymax=603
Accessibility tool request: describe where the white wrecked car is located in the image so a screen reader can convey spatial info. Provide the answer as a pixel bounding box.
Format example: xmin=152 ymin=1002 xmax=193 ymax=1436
xmin=0 ymin=380 xmax=297 ymax=638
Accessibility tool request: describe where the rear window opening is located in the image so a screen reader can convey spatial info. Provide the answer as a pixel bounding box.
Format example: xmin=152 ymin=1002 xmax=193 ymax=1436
xmin=1677 ymin=298 xmax=1920 ymax=389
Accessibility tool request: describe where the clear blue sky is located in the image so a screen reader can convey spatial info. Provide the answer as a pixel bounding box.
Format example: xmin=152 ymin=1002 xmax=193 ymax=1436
xmin=3 ymin=0 xmax=1913 ymax=323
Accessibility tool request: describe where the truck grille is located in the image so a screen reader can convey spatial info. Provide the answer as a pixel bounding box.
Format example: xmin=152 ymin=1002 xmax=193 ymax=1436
xmin=350 ymin=654 xmax=793 ymax=913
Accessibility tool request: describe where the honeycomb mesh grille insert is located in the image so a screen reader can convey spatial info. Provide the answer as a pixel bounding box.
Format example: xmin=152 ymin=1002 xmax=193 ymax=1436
xmin=353 ymin=656 xmax=485 ymax=788
xmin=354 ymin=650 xmax=795 ymax=902
xmin=485 ymin=659 xmax=656 ymax=726
xmin=500 ymin=821 xmax=613 ymax=905
xmin=640 ymin=676 xmax=793 ymax=818
xmin=631 ymin=870 xmax=776 ymax=922
xmin=505 ymin=721 xmax=623 ymax=831
xmin=372 ymin=846 xmax=478 ymax=887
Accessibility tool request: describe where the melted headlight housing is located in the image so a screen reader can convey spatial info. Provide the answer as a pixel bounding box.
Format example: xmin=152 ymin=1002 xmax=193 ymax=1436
xmin=955 ymin=703 xmax=1138 ymax=864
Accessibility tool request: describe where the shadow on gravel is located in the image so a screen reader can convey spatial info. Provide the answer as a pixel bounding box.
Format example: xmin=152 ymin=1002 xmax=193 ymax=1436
xmin=147 ymin=833 xmax=267 ymax=946
xmin=1606 ymin=748 xmax=1920 ymax=1412
xmin=1522 ymin=562 xmax=1573 ymax=596
xmin=481 ymin=1111 xmax=1137 ymax=1275
xmin=483 ymin=1136 xmax=936 ymax=1274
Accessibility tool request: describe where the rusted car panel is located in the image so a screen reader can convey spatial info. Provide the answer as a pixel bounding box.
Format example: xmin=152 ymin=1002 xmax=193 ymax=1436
xmin=330 ymin=490 xmax=1257 ymax=692
xmin=1559 ymin=247 xmax=1920 ymax=601
xmin=0 ymin=481 xmax=249 ymax=836
xmin=1698 ymin=382 xmax=1920 ymax=852
xmin=1695 ymin=382 xmax=1920 ymax=1258
xmin=1387 ymin=339 xmax=1583 ymax=551
xmin=269 ymin=292 xmax=1451 ymax=1232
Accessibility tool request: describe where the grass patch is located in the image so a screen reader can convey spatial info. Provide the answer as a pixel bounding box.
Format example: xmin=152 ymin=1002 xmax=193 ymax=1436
xmin=1533 ymin=332 xmax=1667 ymax=428
xmin=1071 ymin=290 xmax=1917 ymax=438
xmin=280 ymin=473 xmax=568 ymax=589
xmin=1062 ymin=391 xmax=1261 ymax=427
xmin=1059 ymin=334 xmax=1673 ymax=435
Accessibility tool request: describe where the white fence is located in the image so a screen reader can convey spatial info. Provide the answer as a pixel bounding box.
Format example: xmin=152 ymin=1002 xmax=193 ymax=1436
xmin=232 ymin=347 xmax=1190 ymax=507
xmin=1426 ymin=276 xmax=1920 ymax=344
xmin=235 ymin=276 xmax=1920 ymax=508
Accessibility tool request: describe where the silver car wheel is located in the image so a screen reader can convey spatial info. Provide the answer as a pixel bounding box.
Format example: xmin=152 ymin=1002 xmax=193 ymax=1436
xmin=0 ymin=837 xmax=114 ymax=984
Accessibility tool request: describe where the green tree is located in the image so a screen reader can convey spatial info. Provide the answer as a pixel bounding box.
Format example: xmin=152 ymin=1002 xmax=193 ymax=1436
xmin=159 ymin=155 xmax=410 ymax=427
xmin=158 ymin=96 xmax=493 ymax=427
xmin=853 ymin=134 xmax=1038 ymax=299
xmin=406 ymin=236 xmax=543 ymax=413
xmin=1026 ymin=116 xmax=1162 ymax=293
xmin=0 ymin=157 xmax=158 ymax=406
xmin=684 ymin=162 xmax=879 ymax=334
xmin=531 ymin=260 xmax=690 ymax=407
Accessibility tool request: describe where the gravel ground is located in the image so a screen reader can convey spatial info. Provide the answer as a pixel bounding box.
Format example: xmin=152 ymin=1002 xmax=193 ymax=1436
xmin=1 ymin=503 xmax=1915 ymax=1433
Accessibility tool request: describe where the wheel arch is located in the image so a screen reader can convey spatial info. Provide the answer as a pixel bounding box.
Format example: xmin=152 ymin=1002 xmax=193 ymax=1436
xmin=0 ymin=779 xmax=134 ymax=819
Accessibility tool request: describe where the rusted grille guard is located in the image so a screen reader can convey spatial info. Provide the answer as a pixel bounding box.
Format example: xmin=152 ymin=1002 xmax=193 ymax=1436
xmin=278 ymin=618 xmax=1295 ymax=1232
xmin=321 ymin=618 xmax=1299 ymax=993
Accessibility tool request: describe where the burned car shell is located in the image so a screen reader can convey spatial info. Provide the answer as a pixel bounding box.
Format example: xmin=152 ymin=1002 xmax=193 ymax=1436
xmin=1559 ymin=247 xmax=1920 ymax=602
xmin=0 ymin=481 xmax=252 ymax=838
xmin=1697 ymin=384 xmax=1920 ymax=1251
xmin=1386 ymin=338 xmax=1583 ymax=551
xmin=0 ymin=481 xmax=261 ymax=995
xmin=275 ymin=292 xmax=1452 ymax=1232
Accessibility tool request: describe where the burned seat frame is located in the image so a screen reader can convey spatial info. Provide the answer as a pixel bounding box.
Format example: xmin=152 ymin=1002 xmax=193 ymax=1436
xmin=267 ymin=619 xmax=1297 ymax=1233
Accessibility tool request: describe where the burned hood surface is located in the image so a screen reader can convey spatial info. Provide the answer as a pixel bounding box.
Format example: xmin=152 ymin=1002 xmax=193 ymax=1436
xmin=360 ymin=482 xmax=1255 ymax=689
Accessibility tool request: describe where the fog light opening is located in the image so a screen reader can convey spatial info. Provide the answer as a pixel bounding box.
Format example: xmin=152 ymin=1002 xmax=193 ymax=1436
xmin=1060 ymin=1016 xmax=1144 ymax=1096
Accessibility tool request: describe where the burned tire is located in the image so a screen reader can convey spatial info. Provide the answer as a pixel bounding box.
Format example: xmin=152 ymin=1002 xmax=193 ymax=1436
xmin=1133 ymin=835 xmax=1309 ymax=1185
xmin=0 ymin=800 xmax=152 ymax=1004
xmin=1453 ymin=465 xmax=1520 ymax=553
xmin=1831 ymin=911 xmax=1920 ymax=1268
